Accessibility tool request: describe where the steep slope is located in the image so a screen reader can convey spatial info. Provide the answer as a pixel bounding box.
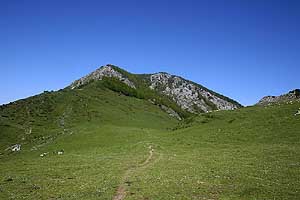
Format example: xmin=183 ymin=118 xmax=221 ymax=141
xmin=70 ymin=64 xmax=242 ymax=113
xmin=257 ymin=89 xmax=300 ymax=105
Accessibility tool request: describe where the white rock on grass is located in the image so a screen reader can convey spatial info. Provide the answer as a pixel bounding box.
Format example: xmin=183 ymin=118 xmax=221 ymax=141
xmin=11 ymin=144 xmax=21 ymax=151
xmin=5 ymin=144 xmax=21 ymax=152
xmin=57 ymin=150 xmax=64 ymax=155
xmin=40 ymin=152 xmax=48 ymax=157
xmin=295 ymin=108 xmax=300 ymax=116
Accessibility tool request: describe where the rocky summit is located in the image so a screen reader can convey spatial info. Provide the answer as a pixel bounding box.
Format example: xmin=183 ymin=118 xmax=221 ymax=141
xmin=257 ymin=89 xmax=300 ymax=106
xmin=70 ymin=64 xmax=242 ymax=113
xmin=70 ymin=65 xmax=136 ymax=89
xmin=145 ymin=72 xmax=241 ymax=113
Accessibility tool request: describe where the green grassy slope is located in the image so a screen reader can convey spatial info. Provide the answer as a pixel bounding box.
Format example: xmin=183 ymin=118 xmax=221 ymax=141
xmin=0 ymin=80 xmax=178 ymax=152
xmin=0 ymin=81 xmax=300 ymax=199
xmin=128 ymin=103 xmax=300 ymax=200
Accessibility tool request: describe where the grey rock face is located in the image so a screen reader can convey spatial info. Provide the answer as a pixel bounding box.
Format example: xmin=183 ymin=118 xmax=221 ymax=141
xmin=148 ymin=72 xmax=240 ymax=113
xmin=257 ymin=89 xmax=300 ymax=106
xmin=159 ymin=104 xmax=182 ymax=120
xmin=70 ymin=65 xmax=135 ymax=89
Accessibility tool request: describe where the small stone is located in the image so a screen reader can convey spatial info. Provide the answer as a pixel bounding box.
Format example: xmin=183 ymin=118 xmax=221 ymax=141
xmin=57 ymin=150 xmax=64 ymax=155
xmin=40 ymin=152 xmax=48 ymax=157
xmin=6 ymin=144 xmax=21 ymax=152
xmin=31 ymin=146 xmax=37 ymax=151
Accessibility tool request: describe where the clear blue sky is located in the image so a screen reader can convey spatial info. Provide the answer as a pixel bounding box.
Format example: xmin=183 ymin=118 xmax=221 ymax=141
xmin=1 ymin=0 xmax=299 ymax=106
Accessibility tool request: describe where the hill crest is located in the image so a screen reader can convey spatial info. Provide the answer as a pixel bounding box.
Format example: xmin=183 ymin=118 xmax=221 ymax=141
xmin=257 ymin=89 xmax=300 ymax=105
xmin=69 ymin=64 xmax=242 ymax=113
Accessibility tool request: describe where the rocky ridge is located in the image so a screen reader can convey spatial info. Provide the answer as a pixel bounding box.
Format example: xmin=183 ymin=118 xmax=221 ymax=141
xmin=146 ymin=72 xmax=241 ymax=113
xmin=70 ymin=65 xmax=135 ymax=89
xmin=257 ymin=89 xmax=300 ymax=106
xmin=70 ymin=64 xmax=242 ymax=114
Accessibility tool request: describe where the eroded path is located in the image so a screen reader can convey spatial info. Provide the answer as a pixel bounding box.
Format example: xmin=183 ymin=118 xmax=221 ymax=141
xmin=112 ymin=146 xmax=155 ymax=200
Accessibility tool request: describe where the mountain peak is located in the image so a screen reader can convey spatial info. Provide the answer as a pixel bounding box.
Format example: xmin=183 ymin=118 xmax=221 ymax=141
xmin=69 ymin=64 xmax=242 ymax=113
xmin=70 ymin=64 xmax=135 ymax=89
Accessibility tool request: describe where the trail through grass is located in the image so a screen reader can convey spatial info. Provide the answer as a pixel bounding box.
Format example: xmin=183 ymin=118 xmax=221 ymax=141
xmin=113 ymin=145 xmax=155 ymax=200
